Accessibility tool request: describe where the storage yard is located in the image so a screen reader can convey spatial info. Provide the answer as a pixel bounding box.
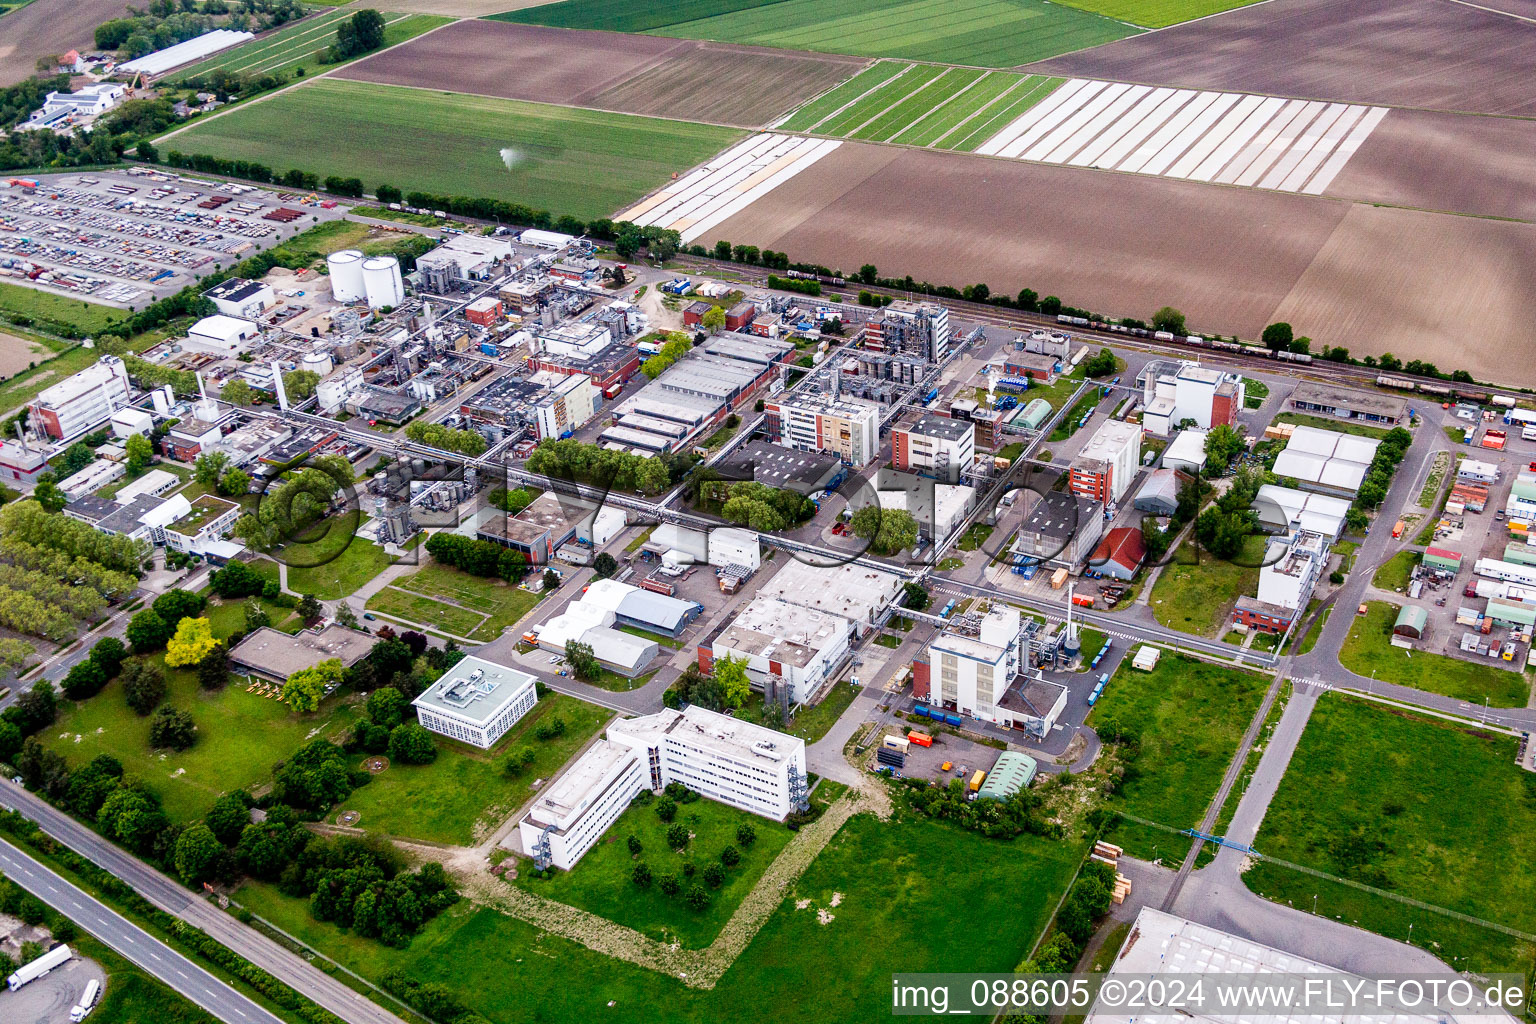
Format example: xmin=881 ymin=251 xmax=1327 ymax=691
xmin=495 ymin=0 xmax=1141 ymax=66
xmin=166 ymin=78 xmax=744 ymax=221
xmin=333 ymin=20 xmax=867 ymax=128
xmin=0 ymin=169 xmax=348 ymax=305
xmin=171 ymin=8 xmax=450 ymax=83
xmin=1032 ymin=0 xmax=1536 ymax=116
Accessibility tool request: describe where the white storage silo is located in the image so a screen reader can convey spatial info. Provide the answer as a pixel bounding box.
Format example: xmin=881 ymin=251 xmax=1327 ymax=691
xmin=327 ymin=250 xmax=366 ymax=302
xmin=361 ymin=255 xmax=403 ymax=309
xmin=300 ymin=350 xmax=333 ymax=377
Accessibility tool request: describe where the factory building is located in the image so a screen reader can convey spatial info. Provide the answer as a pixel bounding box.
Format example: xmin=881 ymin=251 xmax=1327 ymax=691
xmin=912 ymin=606 xmax=1067 ymax=737
xmin=1271 ymin=426 xmax=1380 ymax=498
xmin=518 ymin=705 xmax=807 ymax=870
xmin=532 ymin=372 xmax=597 ymax=440
xmin=1012 ymin=491 xmax=1104 ymax=569
xmin=892 ymin=414 xmax=974 ymax=484
xmin=861 ymin=301 xmax=951 ymax=362
xmin=414 ymin=234 xmax=517 ymax=291
xmin=498 ymin=276 xmax=558 ymax=314
xmin=1138 ymin=360 xmax=1244 ymax=436
xmin=0 ymin=440 xmax=49 ymax=486
xmin=698 ymin=597 xmax=851 ymax=704
xmin=1069 ymin=419 xmax=1142 ymax=504
xmin=28 ymin=355 xmax=131 ymax=441
xmin=526 ymin=339 xmax=640 ymax=394
xmin=684 ymin=300 xmax=757 ymax=332
xmin=412 ymin=657 xmax=540 ymax=750
xmin=756 ymin=559 xmax=904 ymax=633
xmin=476 ymin=491 xmax=591 ymax=564
xmin=872 ymin=470 xmax=976 ymax=546
xmin=718 ymin=441 xmax=843 ymax=494
xmin=205 ymin=279 xmax=275 ymax=320
xmin=604 ymin=337 xmax=790 ymax=452
xmin=763 ymin=394 xmax=882 ymax=467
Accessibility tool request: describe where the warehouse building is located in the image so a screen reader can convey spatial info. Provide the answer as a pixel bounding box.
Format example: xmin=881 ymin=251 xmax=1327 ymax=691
xmin=578 ymin=577 xmax=702 ymax=637
xmin=1088 ymin=527 xmax=1146 ymax=581
xmin=28 ymin=355 xmax=132 ymax=441
xmin=718 ymin=441 xmax=842 ymax=494
xmin=604 ymin=340 xmax=786 ymax=452
xmin=228 ymin=624 xmax=376 ymax=683
xmin=1070 ymin=419 xmax=1142 ymax=504
xmin=1253 ymin=484 xmax=1351 ymax=540
xmin=976 ymin=751 xmax=1038 ymax=799
xmin=1132 ymin=468 xmax=1192 ymax=516
xmin=534 ymin=601 xmax=659 ymax=677
xmin=1012 ymin=491 xmax=1103 ymax=569
xmin=1288 ymin=381 xmax=1406 ymax=426
xmin=1270 ymin=425 xmax=1380 ymax=498
xmin=183 ymin=315 xmax=260 ymax=355
xmin=892 ymin=414 xmax=974 ymax=484
xmin=698 ymin=597 xmax=852 ymax=704
xmin=1159 ymin=427 xmax=1208 ymax=477
xmin=412 ymin=657 xmax=539 ymax=749
xmin=205 ymin=279 xmax=275 ymax=320
xmin=756 ymin=559 xmax=904 ymax=633
xmin=763 ymin=394 xmax=882 ymax=467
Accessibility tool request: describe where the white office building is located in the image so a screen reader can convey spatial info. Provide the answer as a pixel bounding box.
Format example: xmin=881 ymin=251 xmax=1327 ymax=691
xmin=58 ymin=459 xmax=125 ymax=501
xmin=412 ymin=657 xmax=539 ymax=749
xmin=765 ymin=394 xmax=882 ymax=466
xmin=893 ymin=414 xmax=974 ymax=483
xmin=610 ymin=705 xmax=808 ymax=821
xmin=703 ymin=596 xmax=851 ymax=704
xmin=1139 ymin=361 xmax=1244 ymax=436
xmin=517 ymin=739 xmax=649 ymax=871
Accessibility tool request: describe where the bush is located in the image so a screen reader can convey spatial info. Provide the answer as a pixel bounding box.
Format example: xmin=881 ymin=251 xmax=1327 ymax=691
xmin=720 ymin=845 xmax=740 ymax=867
xmin=631 ymin=862 xmax=652 ymax=887
xmin=533 ymin=716 xmax=567 ymax=741
xmin=148 ymin=705 xmax=197 ymax=751
xmin=658 ymin=874 xmax=680 ymax=896
xmin=387 ymin=723 xmax=436 ymax=765
xmin=666 ymin=823 xmax=689 ymax=850
xmin=685 ymin=883 xmax=711 ymax=910
xmin=703 ymin=863 xmax=725 ymax=888
xmin=655 ymin=796 xmax=676 ymax=823
xmin=736 ymin=821 xmax=756 ymax=847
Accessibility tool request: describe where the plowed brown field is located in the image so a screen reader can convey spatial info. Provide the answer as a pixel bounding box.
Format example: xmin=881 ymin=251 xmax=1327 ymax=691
xmin=332 ymin=20 xmax=865 ymax=128
xmin=0 ymin=0 xmax=130 ymax=86
xmin=1030 ymin=0 xmax=1536 ymax=115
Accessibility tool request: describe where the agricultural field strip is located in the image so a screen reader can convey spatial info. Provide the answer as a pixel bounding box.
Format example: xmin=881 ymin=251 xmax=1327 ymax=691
xmin=176 ymin=10 xmax=420 ymax=79
xmin=886 ymin=70 xmax=1002 ymax=144
xmin=778 ymin=61 xmax=910 ymax=132
xmin=819 ymin=64 xmax=946 ymax=136
xmin=851 ymin=67 xmax=985 ymax=141
xmin=943 ymin=76 xmax=1063 ymax=150
xmin=898 ymin=71 xmax=1021 ymax=146
xmin=975 ymin=78 xmax=1388 ymax=194
xmin=617 ymin=132 xmax=840 ymax=243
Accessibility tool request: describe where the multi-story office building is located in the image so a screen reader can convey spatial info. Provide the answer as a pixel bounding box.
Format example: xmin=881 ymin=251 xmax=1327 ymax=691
xmin=28 ymin=355 xmax=131 ymax=441
xmin=1233 ymin=530 xmax=1330 ymax=634
xmin=1069 ymin=419 xmax=1142 ymax=504
xmin=517 ymin=739 xmax=648 ymax=870
xmin=412 ymin=657 xmax=539 ymax=749
xmin=892 ymin=414 xmax=974 ymax=483
xmin=610 ymin=705 xmax=807 ymax=821
xmin=1138 ymin=360 xmax=1244 ymax=436
xmin=763 ymin=394 xmax=881 ymax=466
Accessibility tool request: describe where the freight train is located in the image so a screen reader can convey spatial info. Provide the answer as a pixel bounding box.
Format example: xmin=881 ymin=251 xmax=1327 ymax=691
xmin=1053 ymin=315 xmax=1315 ymax=363
xmin=1374 ymin=375 xmax=1499 ymax=405
xmin=784 ymin=269 xmax=847 ymax=287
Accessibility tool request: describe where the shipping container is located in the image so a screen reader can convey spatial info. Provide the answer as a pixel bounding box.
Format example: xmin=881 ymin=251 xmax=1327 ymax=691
xmin=943 ymin=712 xmax=962 ymax=726
xmin=907 ymin=731 xmax=933 ymax=747
xmin=911 ymin=704 xmax=933 ymax=719
xmin=968 ymin=770 xmax=986 ymax=793
xmin=7 ymin=944 xmax=71 ymax=990
xmin=1071 ymin=594 xmax=1095 ymax=608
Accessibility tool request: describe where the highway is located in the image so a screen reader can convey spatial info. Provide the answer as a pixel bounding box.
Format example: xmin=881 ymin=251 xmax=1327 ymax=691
xmin=0 ymin=836 xmax=285 ymax=1024
xmin=0 ymin=784 xmax=408 ymax=1024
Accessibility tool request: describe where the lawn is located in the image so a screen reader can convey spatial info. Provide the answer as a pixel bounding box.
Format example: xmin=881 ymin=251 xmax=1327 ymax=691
xmin=381 ymin=562 xmax=544 ymax=641
xmin=44 ymin=656 xmax=359 ymax=823
xmin=1417 ymin=450 xmax=1450 ymax=508
xmin=1050 ymin=0 xmax=1265 ymax=28
xmin=1371 ymin=550 xmax=1418 ymax=592
xmin=283 ymin=535 xmax=396 ymax=601
xmin=1088 ymin=653 xmax=1267 ymax=859
xmin=497 ymin=0 xmax=1140 ymax=66
xmin=366 ymin=586 xmax=484 ymax=637
xmin=1149 ymin=533 xmax=1267 ymax=637
xmin=170 ymin=79 xmax=744 ymax=221
xmin=1245 ymin=694 xmax=1536 ymax=974
xmin=873 ymin=633 xmax=903 ymax=649
xmin=336 ymin=693 xmax=610 ymax=845
xmin=1196 ymin=679 xmax=1288 ymax=867
xmin=1296 ymin=600 xmax=1327 ymax=655
xmin=1242 ymin=375 xmax=1269 ymax=409
xmin=1049 ymin=392 xmax=1102 ymax=441
xmin=957 ymin=522 xmax=994 ymax=551
xmin=174 ymin=10 xmax=448 ymax=82
xmin=1340 ymin=601 xmax=1529 ymax=707
xmin=0 ymin=280 xmax=125 ymax=334
xmin=1273 ymin=412 xmax=1392 ymax=440
xmin=233 ymin=810 xmax=1082 ymax=1023
xmin=201 ymin=592 xmax=302 ymax=637
xmin=517 ymin=795 xmax=795 ymax=947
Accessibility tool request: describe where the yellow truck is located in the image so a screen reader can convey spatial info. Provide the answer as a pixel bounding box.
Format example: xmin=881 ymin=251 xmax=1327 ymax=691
xmin=968 ymin=770 xmax=987 ymax=793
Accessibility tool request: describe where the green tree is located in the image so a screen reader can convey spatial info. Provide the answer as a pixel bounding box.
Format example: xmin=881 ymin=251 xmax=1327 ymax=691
xmin=685 ymin=883 xmax=710 ymax=910
xmin=366 ymin=687 xmax=407 ymax=729
xmin=149 ymin=705 xmax=197 ymax=750
xmin=656 ymin=796 xmax=677 ymax=823
xmin=126 ymin=609 xmax=172 ymax=652
xmin=282 ymin=658 xmax=343 ymax=713
xmin=388 ymin=722 xmax=437 ymax=764
xmin=849 ymin=505 xmax=919 ymax=555
xmin=1151 ymin=306 xmax=1187 ymax=336
xmin=194 ymin=452 xmax=230 ymax=486
xmin=564 ymin=640 xmax=602 ymax=682
xmin=124 ymin=433 xmax=154 ymax=474
xmin=593 ymin=553 xmax=618 ymax=579
xmin=243 ymin=598 xmax=270 ymax=632
xmin=197 ymin=642 xmax=229 ymax=691
xmin=218 ymin=467 xmax=251 ymax=497
xmin=701 ymin=305 xmax=727 ymax=334
xmin=720 ymin=845 xmax=740 ymax=867
xmin=297 ymin=593 xmax=323 ymax=622
xmin=121 ymin=658 xmax=166 ymax=715
xmin=282 ymin=370 xmax=321 ymax=401
xmin=220 ymin=379 xmax=254 ymax=406
xmin=627 ymin=834 xmax=642 ymax=857
xmin=1261 ymin=322 xmax=1294 ymax=353
xmin=658 ymin=874 xmax=680 ymax=896
xmin=901 ymin=581 xmax=930 ymax=611
xmin=715 ymin=653 xmax=751 ymax=709
xmin=165 ymin=616 xmax=217 ymax=667
xmin=542 ymin=568 xmax=561 ymax=592
xmin=174 ymin=823 xmax=223 ymax=885
xmin=666 ymin=823 xmax=689 ymax=850
xmin=205 ymin=791 xmax=252 ymax=846
xmin=32 ymin=478 xmax=65 ymax=513
xmin=632 ymin=862 xmax=652 ymax=887
xmin=1202 ymin=424 xmax=1246 ymax=475
xmin=736 ymin=821 xmax=756 ymax=847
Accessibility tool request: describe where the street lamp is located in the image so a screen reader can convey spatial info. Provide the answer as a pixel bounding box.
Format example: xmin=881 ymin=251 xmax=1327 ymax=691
xmin=1312 ymin=894 xmax=1317 ymax=915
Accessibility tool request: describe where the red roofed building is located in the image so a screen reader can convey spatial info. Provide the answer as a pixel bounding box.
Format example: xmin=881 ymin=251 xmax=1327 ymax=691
xmin=1088 ymin=527 xmax=1146 ymax=581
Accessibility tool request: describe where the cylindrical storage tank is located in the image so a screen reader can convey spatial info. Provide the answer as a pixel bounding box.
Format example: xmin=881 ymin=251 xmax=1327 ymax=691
xmin=160 ymin=384 xmax=176 ymax=408
xmin=327 ymin=250 xmax=366 ymax=302
xmin=362 ymin=256 xmax=403 ymax=309
xmin=301 ymin=350 xmax=333 ymax=377
xmin=151 ymin=389 xmax=170 ymax=414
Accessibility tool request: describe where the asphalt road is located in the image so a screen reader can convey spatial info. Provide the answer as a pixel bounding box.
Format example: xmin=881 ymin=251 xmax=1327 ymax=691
xmin=0 ymin=837 xmax=284 ymax=1024
xmin=0 ymin=784 xmax=408 ymax=1024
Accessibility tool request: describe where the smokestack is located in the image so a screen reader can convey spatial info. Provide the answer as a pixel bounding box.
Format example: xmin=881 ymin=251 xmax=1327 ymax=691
xmin=15 ymin=419 xmax=29 ymax=452
xmin=196 ymin=371 xmax=207 ymax=401
xmin=272 ymin=360 xmax=289 ymax=412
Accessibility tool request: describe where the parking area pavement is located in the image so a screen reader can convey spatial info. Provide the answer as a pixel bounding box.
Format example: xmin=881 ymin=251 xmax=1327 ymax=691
xmin=0 ymin=949 xmax=104 ymax=1024
xmin=3 ymin=169 xmax=350 ymax=305
xmin=874 ymin=723 xmax=1005 ymax=786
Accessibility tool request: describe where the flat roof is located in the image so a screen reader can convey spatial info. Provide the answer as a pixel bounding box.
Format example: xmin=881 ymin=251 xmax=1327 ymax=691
xmin=611 ymin=704 xmax=804 ymax=765
xmin=523 ymin=739 xmax=637 ymax=831
xmin=1018 ymin=491 xmax=1096 ymax=544
xmin=757 ymin=560 xmax=903 ymax=625
xmin=1290 ymin=380 xmax=1407 ymax=418
xmin=902 ymin=413 xmax=973 ymax=442
xmin=719 ymin=441 xmax=841 ymax=491
xmin=1075 ymin=418 xmax=1141 ymax=461
xmin=411 ymin=655 xmax=538 ymax=727
xmin=228 ymin=625 xmax=375 ymax=679
xmin=715 ymin=596 xmax=848 ymax=670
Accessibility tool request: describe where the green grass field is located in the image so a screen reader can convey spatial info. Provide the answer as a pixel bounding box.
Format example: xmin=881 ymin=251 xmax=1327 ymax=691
xmin=517 ymin=796 xmax=795 ymax=947
xmin=373 ymin=562 xmax=544 ymax=641
xmin=1087 ymin=653 xmax=1268 ymax=859
xmin=1273 ymin=411 xmax=1393 ymax=439
xmin=281 ymin=534 xmax=396 ymax=601
xmin=1245 ymin=695 xmax=1536 ymax=974
xmin=496 ymin=0 xmax=1140 ymax=66
xmin=169 ymin=79 xmax=744 ymax=221
xmin=45 ymin=655 xmax=359 ymax=823
xmin=176 ymin=11 xmax=447 ymax=82
xmin=1340 ymin=601 xmax=1529 ymax=707
xmin=782 ymin=63 xmax=1063 ymax=151
xmin=335 ymin=694 xmax=610 ymax=845
xmin=1050 ymin=0 xmax=1263 ymax=28
xmin=1371 ymin=550 xmax=1418 ymax=592
xmin=1150 ymin=533 xmax=1268 ymax=638
xmin=234 ymin=811 xmax=1082 ymax=1022
xmin=0 ymin=280 xmax=126 ymax=334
